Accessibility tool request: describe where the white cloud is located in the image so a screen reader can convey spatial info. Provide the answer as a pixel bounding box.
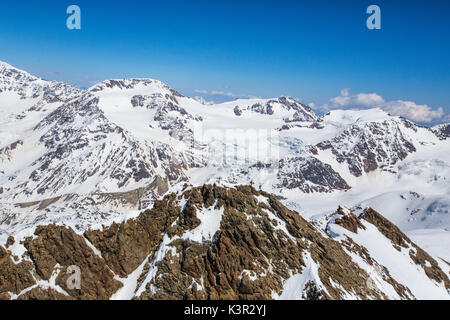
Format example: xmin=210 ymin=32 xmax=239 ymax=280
xmin=329 ymin=89 xmax=384 ymax=108
xmin=319 ymin=89 xmax=445 ymax=123
xmin=193 ymin=96 xmax=214 ymax=105
xmin=383 ymin=100 xmax=444 ymax=123
xmin=193 ymin=89 xmax=258 ymax=99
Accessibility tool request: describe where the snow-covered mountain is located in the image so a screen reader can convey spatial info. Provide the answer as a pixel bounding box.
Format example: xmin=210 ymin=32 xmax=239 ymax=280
xmin=0 ymin=61 xmax=449 ymax=300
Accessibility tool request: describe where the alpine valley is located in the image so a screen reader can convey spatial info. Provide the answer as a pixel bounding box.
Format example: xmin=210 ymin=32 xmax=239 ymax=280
xmin=0 ymin=61 xmax=449 ymax=300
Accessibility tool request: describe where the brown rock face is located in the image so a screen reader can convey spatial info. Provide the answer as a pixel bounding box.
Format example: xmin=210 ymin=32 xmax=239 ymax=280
xmin=2 ymin=185 xmax=448 ymax=300
xmin=84 ymin=192 xmax=182 ymax=277
xmin=16 ymin=288 xmax=74 ymax=300
xmin=360 ymin=208 xmax=409 ymax=249
xmin=333 ymin=206 xmax=366 ymax=233
xmin=0 ymin=246 xmax=35 ymax=295
xmin=0 ymin=292 xmax=11 ymax=300
xmin=23 ymin=225 xmax=122 ymax=299
xmin=325 ymin=206 xmax=449 ymax=298
xmin=123 ymin=185 xmax=384 ymax=300
xmin=5 ymin=236 xmax=15 ymax=248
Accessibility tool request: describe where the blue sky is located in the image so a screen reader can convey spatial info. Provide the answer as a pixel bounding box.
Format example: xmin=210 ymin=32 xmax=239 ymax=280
xmin=0 ymin=0 xmax=449 ymax=123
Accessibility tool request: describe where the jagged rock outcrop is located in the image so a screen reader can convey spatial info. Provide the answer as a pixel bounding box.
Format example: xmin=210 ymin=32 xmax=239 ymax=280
xmin=84 ymin=192 xmax=182 ymax=277
xmin=360 ymin=208 xmax=449 ymax=288
xmin=16 ymin=288 xmax=74 ymax=300
xmin=86 ymin=184 xmax=382 ymax=300
xmin=231 ymin=97 xmax=318 ymax=124
xmin=1 ymin=184 xmax=449 ymax=300
xmin=234 ymin=154 xmax=350 ymax=194
xmin=276 ymin=154 xmax=350 ymax=192
xmin=0 ymin=246 xmax=35 ymax=297
xmin=432 ymin=124 xmax=450 ymax=140
xmin=316 ymin=119 xmax=417 ymax=177
xmin=0 ymin=61 xmax=81 ymax=105
xmin=23 ymin=225 xmax=122 ymax=299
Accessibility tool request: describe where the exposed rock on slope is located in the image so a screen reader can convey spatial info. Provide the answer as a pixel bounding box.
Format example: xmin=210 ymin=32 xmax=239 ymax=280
xmin=432 ymin=124 xmax=450 ymax=140
xmin=24 ymin=225 xmax=122 ymax=299
xmin=233 ymin=97 xmax=318 ymax=123
xmin=316 ymin=119 xmax=416 ymax=177
xmin=0 ymin=226 xmax=122 ymax=300
xmin=276 ymin=154 xmax=350 ymax=192
xmin=87 ymin=184 xmax=382 ymax=300
xmin=0 ymin=246 xmax=35 ymax=296
xmin=360 ymin=208 xmax=449 ymax=287
xmin=136 ymin=185 xmax=382 ymax=300
xmin=2 ymin=185 xmax=448 ymax=300
xmin=5 ymin=91 xmax=193 ymax=199
xmin=0 ymin=61 xmax=80 ymax=104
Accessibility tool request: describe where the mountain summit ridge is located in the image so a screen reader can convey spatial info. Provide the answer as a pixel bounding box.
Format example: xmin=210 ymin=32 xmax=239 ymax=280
xmin=1 ymin=184 xmax=448 ymax=300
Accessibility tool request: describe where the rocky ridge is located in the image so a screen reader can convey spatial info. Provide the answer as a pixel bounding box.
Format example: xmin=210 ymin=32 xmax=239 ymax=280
xmin=1 ymin=185 xmax=448 ymax=300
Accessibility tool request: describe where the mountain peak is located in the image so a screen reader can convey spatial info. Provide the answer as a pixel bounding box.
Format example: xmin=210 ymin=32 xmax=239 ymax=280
xmin=323 ymin=107 xmax=391 ymax=125
xmin=0 ymin=60 xmax=13 ymax=68
xmin=0 ymin=60 xmax=19 ymax=70
xmin=89 ymin=78 xmax=175 ymax=93
xmin=0 ymin=61 xmax=36 ymax=80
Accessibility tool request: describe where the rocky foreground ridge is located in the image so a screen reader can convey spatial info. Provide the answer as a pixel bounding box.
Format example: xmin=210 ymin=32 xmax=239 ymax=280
xmin=1 ymin=184 xmax=448 ymax=300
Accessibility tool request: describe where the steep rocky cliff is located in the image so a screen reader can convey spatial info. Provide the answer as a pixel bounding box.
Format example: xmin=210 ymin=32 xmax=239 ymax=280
xmin=1 ymin=185 xmax=448 ymax=300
